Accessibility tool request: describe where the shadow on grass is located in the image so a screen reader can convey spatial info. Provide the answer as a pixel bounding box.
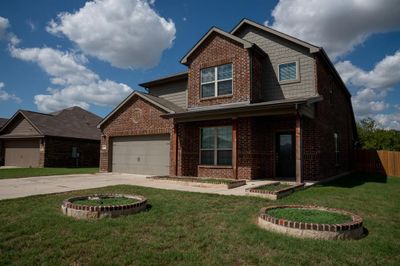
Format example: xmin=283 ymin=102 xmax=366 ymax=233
xmin=317 ymin=172 xmax=387 ymax=188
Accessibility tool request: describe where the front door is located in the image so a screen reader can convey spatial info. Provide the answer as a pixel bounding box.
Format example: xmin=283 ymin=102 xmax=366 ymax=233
xmin=275 ymin=133 xmax=295 ymax=178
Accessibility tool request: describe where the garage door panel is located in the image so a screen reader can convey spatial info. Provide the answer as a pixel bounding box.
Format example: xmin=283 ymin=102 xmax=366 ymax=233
xmin=111 ymin=134 xmax=170 ymax=175
xmin=4 ymin=140 xmax=40 ymax=167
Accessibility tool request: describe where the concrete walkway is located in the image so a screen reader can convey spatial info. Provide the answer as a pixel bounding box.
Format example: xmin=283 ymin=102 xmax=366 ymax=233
xmin=0 ymin=173 xmax=284 ymax=200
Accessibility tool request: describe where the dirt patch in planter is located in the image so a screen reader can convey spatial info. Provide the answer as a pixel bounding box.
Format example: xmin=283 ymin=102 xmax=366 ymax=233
xmin=147 ymin=176 xmax=246 ymax=189
xmin=246 ymin=182 xmax=305 ymax=200
xmin=258 ymin=205 xmax=364 ymax=240
xmin=61 ymin=194 xmax=147 ymax=219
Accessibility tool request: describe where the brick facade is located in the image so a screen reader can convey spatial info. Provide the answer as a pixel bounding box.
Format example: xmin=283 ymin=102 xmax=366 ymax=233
xmin=99 ymin=95 xmax=172 ymax=172
xmin=300 ymin=56 xmax=354 ymax=180
xmin=186 ymin=33 xmax=252 ymax=108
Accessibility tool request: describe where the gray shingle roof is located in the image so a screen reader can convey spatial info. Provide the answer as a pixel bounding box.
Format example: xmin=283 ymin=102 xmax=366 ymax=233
xmin=1 ymin=107 xmax=102 ymax=140
xmin=0 ymin=118 xmax=8 ymax=129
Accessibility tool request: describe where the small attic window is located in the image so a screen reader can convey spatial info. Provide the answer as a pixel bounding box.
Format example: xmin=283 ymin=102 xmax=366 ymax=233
xmin=278 ymin=62 xmax=299 ymax=82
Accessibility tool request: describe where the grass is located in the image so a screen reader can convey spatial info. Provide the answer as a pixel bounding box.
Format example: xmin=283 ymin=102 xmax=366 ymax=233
xmin=0 ymin=173 xmax=399 ymax=265
xmin=201 ymin=178 xmax=239 ymax=184
xmin=267 ymin=208 xmax=351 ymax=224
xmin=0 ymin=167 xmax=98 ymax=179
xmin=255 ymin=183 xmax=292 ymax=191
xmin=73 ymin=197 xmax=138 ymax=206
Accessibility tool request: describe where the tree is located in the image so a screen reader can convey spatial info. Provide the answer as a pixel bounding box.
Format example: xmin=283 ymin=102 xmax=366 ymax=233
xmin=356 ymin=118 xmax=400 ymax=151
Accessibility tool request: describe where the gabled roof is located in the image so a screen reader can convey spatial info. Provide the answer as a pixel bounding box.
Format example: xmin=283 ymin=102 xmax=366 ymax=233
xmin=180 ymin=27 xmax=254 ymax=65
xmin=97 ymin=91 xmax=184 ymax=128
xmin=0 ymin=107 xmax=102 ymax=140
xmin=231 ymin=18 xmax=321 ymax=53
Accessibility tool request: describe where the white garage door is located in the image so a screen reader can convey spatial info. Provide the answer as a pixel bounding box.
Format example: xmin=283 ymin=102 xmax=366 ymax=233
xmin=111 ymin=134 xmax=170 ymax=175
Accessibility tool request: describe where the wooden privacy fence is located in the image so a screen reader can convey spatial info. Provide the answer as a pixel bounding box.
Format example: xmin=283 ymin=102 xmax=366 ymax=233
xmin=353 ymin=149 xmax=400 ymax=177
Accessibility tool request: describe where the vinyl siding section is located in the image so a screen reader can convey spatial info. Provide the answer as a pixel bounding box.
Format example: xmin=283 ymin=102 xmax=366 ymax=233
xmin=236 ymin=27 xmax=317 ymax=100
xmin=2 ymin=116 xmax=40 ymax=136
xmin=148 ymin=80 xmax=187 ymax=109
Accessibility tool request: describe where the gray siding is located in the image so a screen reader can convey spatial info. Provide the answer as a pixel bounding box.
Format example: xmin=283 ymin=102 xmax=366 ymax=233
xmin=148 ymin=80 xmax=187 ymax=109
xmin=237 ymin=27 xmax=317 ymax=100
xmin=3 ymin=116 xmax=40 ymax=136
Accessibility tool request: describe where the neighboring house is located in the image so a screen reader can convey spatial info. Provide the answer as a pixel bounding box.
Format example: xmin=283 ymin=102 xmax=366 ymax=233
xmin=0 ymin=107 xmax=101 ymax=168
xmin=0 ymin=118 xmax=8 ymax=165
xmin=0 ymin=118 xmax=8 ymax=130
xmin=98 ymin=19 xmax=356 ymax=182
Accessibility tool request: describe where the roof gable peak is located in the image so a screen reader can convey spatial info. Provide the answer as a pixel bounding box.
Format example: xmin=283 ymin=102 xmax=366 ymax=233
xmin=180 ymin=27 xmax=253 ymax=65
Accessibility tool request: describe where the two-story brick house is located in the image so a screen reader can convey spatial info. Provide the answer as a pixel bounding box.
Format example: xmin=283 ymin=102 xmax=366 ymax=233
xmin=98 ymin=19 xmax=356 ymax=182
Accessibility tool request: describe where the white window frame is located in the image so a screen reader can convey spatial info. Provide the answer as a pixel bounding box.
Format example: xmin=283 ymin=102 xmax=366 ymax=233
xmin=200 ymin=64 xmax=233 ymax=98
xmin=199 ymin=126 xmax=232 ymax=166
xmin=278 ymin=61 xmax=299 ymax=83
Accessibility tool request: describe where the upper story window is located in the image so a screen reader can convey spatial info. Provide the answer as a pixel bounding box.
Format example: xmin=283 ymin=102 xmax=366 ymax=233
xmin=201 ymin=64 xmax=232 ymax=98
xmin=278 ymin=62 xmax=298 ymax=82
xmin=200 ymin=126 xmax=232 ymax=165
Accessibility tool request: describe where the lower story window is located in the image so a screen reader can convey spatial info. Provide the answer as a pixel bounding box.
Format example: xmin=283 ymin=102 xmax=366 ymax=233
xmin=334 ymin=133 xmax=339 ymax=165
xmin=200 ymin=126 xmax=232 ymax=165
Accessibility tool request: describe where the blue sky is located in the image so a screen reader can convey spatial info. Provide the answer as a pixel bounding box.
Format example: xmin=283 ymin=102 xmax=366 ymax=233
xmin=0 ymin=0 xmax=399 ymax=129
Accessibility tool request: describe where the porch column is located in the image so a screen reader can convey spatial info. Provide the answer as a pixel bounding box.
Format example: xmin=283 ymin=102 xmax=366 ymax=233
xmin=295 ymin=113 xmax=303 ymax=183
xmin=232 ymin=118 xmax=238 ymax=179
xmin=172 ymin=123 xmax=178 ymax=176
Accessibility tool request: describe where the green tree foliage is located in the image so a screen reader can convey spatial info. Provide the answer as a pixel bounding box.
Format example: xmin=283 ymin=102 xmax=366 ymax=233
xmin=356 ymin=118 xmax=400 ymax=151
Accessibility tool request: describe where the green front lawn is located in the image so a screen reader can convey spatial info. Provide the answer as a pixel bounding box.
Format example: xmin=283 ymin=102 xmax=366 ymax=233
xmin=256 ymin=183 xmax=292 ymax=191
xmin=267 ymin=208 xmax=351 ymax=224
xmin=0 ymin=173 xmax=399 ymax=265
xmin=0 ymin=167 xmax=98 ymax=179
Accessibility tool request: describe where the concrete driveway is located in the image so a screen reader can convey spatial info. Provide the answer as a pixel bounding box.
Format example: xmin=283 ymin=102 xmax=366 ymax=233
xmin=0 ymin=172 xmax=277 ymax=200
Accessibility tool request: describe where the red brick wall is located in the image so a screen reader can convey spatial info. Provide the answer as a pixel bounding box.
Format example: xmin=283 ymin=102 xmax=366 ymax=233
xmin=44 ymin=137 xmax=99 ymax=167
xmin=250 ymin=50 xmax=265 ymax=103
xmin=99 ymin=95 xmax=172 ymax=172
xmin=176 ymin=117 xmax=296 ymax=180
xmin=186 ymin=33 xmax=252 ymax=108
xmin=301 ymin=56 xmax=354 ymax=180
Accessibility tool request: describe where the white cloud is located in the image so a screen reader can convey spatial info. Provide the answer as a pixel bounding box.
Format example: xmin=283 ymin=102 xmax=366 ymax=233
xmin=336 ymin=50 xmax=400 ymax=129
xmin=351 ymin=88 xmax=389 ymax=116
xmin=27 ymin=20 xmax=37 ymax=31
xmin=335 ymin=50 xmax=400 ymax=89
xmin=266 ymin=0 xmax=400 ymax=59
xmin=373 ymin=113 xmax=400 ymax=131
xmin=47 ymin=0 xmax=176 ymax=69
xmin=9 ymin=46 xmax=133 ymax=113
xmin=0 ymin=82 xmax=22 ymax=103
xmin=0 ymin=16 xmax=20 ymax=45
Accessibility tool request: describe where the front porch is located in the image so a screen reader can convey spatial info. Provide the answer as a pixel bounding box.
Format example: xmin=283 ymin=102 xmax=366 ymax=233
xmin=170 ymin=114 xmax=305 ymax=183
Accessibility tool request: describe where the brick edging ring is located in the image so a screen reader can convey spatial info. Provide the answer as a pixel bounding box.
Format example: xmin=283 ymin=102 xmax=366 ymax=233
xmin=258 ymin=205 xmax=364 ymax=240
xmin=61 ymin=194 xmax=147 ymax=219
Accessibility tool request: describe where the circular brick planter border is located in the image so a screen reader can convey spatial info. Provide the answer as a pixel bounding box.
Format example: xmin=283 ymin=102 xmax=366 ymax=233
xmin=258 ymin=205 xmax=364 ymax=240
xmin=61 ymin=194 xmax=147 ymax=219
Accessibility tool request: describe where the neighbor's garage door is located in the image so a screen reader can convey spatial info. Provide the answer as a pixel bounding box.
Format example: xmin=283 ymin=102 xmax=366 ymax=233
xmin=4 ymin=139 xmax=40 ymax=167
xmin=111 ymin=134 xmax=170 ymax=175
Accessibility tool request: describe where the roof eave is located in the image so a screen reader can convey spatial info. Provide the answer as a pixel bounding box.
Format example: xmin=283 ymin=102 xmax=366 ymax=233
xmin=165 ymin=96 xmax=322 ymax=120
xmin=139 ymin=71 xmax=188 ymax=88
